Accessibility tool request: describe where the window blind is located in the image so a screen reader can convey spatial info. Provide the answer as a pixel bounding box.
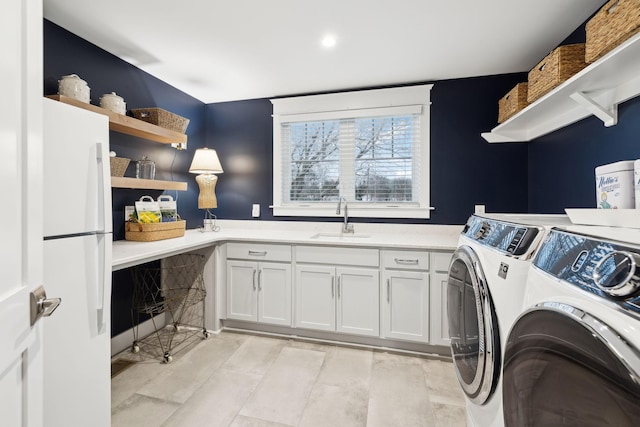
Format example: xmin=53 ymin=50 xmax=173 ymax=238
xmin=281 ymin=112 xmax=420 ymax=205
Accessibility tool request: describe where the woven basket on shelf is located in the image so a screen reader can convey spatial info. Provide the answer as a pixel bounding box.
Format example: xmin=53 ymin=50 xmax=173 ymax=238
xmin=125 ymin=220 xmax=186 ymax=242
xmin=498 ymin=83 xmax=529 ymax=123
xmin=586 ymin=0 xmax=640 ymax=63
xmin=109 ymin=157 xmax=130 ymax=177
xmin=527 ymin=43 xmax=586 ymax=103
xmin=131 ymin=108 xmax=190 ymax=133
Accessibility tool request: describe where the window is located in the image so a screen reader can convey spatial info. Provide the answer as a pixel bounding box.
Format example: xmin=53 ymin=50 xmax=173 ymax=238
xmin=271 ymin=85 xmax=432 ymax=218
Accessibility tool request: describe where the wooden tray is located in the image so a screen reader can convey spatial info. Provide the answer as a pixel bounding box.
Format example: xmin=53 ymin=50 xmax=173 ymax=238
xmin=125 ymin=220 xmax=186 ymax=242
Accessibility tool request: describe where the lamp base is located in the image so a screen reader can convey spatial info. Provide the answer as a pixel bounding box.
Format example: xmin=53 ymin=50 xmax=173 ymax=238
xmin=199 ymin=209 xmax=220 ymax=232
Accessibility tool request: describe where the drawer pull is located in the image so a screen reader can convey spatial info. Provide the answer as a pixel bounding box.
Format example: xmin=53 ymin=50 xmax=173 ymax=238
xmin=248 ymin=250 xmax=267 ymax=256
xmin=395 ymin=258 xmax=419 ymax=265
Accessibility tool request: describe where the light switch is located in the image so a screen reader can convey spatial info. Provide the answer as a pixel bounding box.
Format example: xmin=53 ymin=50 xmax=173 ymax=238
xmin=475 ymin=204 xmax=486 ymax=214
xmin=252 ymin=204 xmax=260 ymax=217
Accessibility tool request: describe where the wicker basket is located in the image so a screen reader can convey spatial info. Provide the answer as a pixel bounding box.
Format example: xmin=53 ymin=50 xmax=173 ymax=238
xmin=109 ymin=157 xmax=130 ymax=177
xmin=131 ymin=108 xmax=190 ymax=133
xmin=125 ymin=220 xmax=186 ymax=242
xmin=527 ymin=44 xmax=587 ymax=103
xmin=586 ymin=0 xmax=640 ymax=63
xmin=498 ymin=83 xmax=529 ymax=123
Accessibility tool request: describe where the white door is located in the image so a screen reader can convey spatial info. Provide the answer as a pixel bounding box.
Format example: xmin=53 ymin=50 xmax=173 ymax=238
xmin=383 ymin=270 xmax=430 ymax=343
xmin=336 ymin=267 xmax=380 ymax=337
xmin=0 ymin=0 xmax=44 ymax=425
xmin=295 ymin=265 xmax=335 ymax=331
xmin=258 ymin=262 xmax=292 ymax=326
xmin=226 ymin=260 xmax=258 ymax=322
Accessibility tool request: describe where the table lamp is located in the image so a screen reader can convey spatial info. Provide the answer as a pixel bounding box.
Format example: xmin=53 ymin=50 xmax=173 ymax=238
xmin=189 ymin=147 xmax=224 ymax=211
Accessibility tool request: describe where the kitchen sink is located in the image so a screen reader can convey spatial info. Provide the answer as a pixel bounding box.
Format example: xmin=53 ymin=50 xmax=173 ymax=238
xmin=310 ymin=232 xmax=372 ymax=240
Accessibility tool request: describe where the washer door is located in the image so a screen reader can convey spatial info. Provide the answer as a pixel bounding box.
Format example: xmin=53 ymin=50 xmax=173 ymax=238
xmin=447 ymin=246 xmax=500 ymax=404
xmin=503 ymin=303 xmax=640 ymax=427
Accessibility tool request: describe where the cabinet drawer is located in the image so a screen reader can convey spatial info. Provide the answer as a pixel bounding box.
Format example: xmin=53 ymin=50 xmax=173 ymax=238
xmin=227 ymin=242 xmax=292 ymax=262
xmin=382 ymin=250 xmax=429 ymax=271
xmin=432 ymin=251 xmax=453 ymax=272
xmin=296 ymin=245 xmax=379 ymax=267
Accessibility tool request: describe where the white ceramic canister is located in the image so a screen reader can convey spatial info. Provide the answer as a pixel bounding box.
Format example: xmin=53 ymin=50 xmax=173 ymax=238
xmin=595 ymin=160 xmax=635 ymax=209
xmin=99 ymin=92 xmax=126 ymax=114
xmin=58 ymin=74 xmax=90 ymax=103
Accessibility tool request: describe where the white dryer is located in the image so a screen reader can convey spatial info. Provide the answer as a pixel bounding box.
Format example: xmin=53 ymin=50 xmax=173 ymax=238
xmin=503 ymin=227 xmax=640 ymax=426
xmin=447 ymin=214 xmax=571 ymax=427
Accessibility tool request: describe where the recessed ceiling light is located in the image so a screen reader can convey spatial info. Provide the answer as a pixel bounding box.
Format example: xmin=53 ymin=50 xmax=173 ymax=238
xmin=321 ymin=35 xmax=337 ymax=48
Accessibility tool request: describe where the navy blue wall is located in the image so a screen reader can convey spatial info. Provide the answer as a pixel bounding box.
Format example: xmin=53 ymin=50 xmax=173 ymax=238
xmin=528 ymin=97 xmax=640 ymax=213
xmin=44 ymin=20 xmax=207 ymax=241
xmin=205 ymin=74 xmax=529 ymax=225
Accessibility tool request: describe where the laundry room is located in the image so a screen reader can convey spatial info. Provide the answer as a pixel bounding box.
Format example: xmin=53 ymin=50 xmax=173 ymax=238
xmin=5 ymin=1 xmax=640 ymax=426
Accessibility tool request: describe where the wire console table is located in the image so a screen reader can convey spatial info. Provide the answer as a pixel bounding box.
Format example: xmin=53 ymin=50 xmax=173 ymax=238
xmin=130 ymin=253 xmax=209 ymax=363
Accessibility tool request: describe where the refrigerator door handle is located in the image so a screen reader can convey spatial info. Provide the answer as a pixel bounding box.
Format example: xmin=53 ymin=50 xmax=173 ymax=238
xmin=95 ymin=142 xmax=112 ymax=233
xmin=96 ymin=234 xmax=112 ymax=331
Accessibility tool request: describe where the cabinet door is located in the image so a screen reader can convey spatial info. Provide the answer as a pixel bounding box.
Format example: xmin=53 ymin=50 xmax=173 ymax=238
xmin=430 ymin=271 xmax=450 ymax=347
xmin=336 ymin=267 xmax=380 ymax=337
xmin=383 ymin=270 xmax=430 ymax=343
xmin=226 ymin=260 xmax=258 ymax=322
xmin=258 ymin=262 xmax=292 ymax=326
xmin=295 ymin=265 xmax=335 ymax=331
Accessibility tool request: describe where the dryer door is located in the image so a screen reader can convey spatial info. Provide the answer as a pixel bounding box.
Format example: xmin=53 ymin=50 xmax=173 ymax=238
xmin=503 ymin=302 xmax=640 ymax=427
xmin=447 ymin=246 xmax=500 ymax=404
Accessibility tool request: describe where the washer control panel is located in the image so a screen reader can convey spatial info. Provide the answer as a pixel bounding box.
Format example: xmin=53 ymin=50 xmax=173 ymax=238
xmin=462 ymin=215 xmax=540 ymax=257
xmin=534 ymin=229 xmax=640 ymax=315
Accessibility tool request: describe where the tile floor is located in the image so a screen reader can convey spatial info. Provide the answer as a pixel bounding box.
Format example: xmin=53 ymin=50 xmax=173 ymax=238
xmin=111 ymin=331 xmax=466 ymax=427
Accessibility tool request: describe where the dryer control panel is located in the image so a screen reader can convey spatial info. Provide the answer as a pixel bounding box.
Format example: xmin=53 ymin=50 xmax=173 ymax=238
xmin=462 ymin=215 xmax=541 ymax=257
xmin=534 ymin=229 xmax=640 ymax=316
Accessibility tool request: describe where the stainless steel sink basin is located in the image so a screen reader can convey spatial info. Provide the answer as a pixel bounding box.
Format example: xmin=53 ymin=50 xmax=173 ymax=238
xmin=310 ymin=232 xmax=371 ymax=240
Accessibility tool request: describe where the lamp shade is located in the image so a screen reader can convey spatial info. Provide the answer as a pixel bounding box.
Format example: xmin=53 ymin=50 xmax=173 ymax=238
xmin=189 ymin=148 xmax=223 ymax=174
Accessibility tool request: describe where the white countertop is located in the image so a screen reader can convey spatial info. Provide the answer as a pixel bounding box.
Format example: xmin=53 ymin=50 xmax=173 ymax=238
xmin=112 ymin=220 xmax=463 ymax=270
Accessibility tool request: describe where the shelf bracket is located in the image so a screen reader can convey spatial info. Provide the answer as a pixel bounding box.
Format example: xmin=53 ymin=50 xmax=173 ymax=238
xmin=569 ymin=91 xmax=618 ymax=127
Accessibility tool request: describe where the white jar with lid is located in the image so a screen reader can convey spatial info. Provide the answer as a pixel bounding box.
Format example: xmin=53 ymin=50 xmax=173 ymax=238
xmin=58 ymin=74 xmax=90 ymax=103
xmin=99 ymin=92 xmax=126 ymax=114
xmin=595 ymin=160 xmax=635 ymax=209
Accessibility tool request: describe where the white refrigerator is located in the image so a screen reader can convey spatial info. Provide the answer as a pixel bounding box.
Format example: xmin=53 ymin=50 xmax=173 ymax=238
xmin=42 ymin=97 xmax=112 ymax=427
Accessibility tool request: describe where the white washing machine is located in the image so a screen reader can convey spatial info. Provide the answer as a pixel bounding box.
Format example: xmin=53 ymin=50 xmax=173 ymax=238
xmin=503 ymin=226 xmax=640 ymax=426
xmin=447 ymin=214 xmax=571 ymax=427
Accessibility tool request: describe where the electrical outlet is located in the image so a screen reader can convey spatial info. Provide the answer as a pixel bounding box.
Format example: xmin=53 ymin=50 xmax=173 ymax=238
xmin=252 ymin=204 xmax=260 ymax=217
xmin=475 ymin=204 xmax=486 ymax=214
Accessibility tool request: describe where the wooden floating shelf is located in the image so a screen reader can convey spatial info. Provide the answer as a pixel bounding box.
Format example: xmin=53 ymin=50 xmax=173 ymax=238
xmin=46 ymin=95 xmax=187 ymax=144
xmin=111 ymin=176 xmax=188 ymax=191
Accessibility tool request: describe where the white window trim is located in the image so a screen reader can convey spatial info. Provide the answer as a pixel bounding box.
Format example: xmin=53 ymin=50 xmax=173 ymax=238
xmin=271 ymin=84 xmax=433 ymax=219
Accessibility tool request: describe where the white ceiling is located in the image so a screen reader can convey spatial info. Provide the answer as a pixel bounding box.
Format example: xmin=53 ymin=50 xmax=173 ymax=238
xmin=43 ymin=0 xmax=606 ymax=104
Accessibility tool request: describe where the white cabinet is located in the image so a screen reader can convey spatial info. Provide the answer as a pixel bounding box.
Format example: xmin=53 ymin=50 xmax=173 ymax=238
xmin=226 ymin=243 xmax=292 ymax=326
xmin=295 ymin=246 xmax=380 ymax=337
xmin=430 ymin=252 xmax=453 ymax=347
xmin=381 ymin=250 xmax=430 ymax=343
xmin=380 ymin=249 xmax=453 ymax=346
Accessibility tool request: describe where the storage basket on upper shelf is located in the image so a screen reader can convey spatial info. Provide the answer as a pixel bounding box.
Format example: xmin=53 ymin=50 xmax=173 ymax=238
xmin=131 ymin=108 xmax=190 ymax=134
xmin=125 ymin=220 xmax=186 ymax=242
xmin=586 ymin=0 xmax=640 ymax=63
xmin=498 ymin=82 xmax=529 ymax=123
xmin=527 ymin=43 xmax=587 ymax=103
xmin=109 ymin=157 xmax=130 ymax=177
